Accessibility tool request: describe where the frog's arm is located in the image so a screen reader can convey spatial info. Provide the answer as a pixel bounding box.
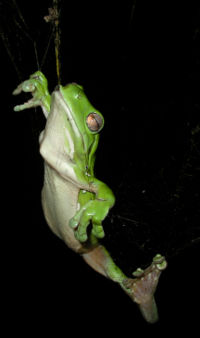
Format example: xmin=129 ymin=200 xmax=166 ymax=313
xmin=13 ymin=71 xmax=51 ymax=117
xmin=70 ymin=179 xmax=115 ymax=242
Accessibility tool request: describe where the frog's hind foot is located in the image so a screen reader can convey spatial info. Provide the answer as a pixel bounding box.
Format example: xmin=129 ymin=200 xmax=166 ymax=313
xmin=123 ymin=254 xmax=167 ymax=324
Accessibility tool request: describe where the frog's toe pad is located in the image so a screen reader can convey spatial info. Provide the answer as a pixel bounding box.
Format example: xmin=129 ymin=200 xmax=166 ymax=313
xmin=74 ymin=231 xmax=88 ymax=242
xmin=69 ymin=218 xmax=79 ymax=229
xmin=92 ymin=225 xmax=105 ymax=239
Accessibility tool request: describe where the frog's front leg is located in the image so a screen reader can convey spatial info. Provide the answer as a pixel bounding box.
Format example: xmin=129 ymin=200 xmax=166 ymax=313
xmin=69 ymin=179 xmax=115 ymax=242
xmin=13 ymin=71 xmax=51 ymax=117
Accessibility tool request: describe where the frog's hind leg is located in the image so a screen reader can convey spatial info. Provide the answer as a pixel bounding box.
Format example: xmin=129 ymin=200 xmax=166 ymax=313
xmin=123 ymin=254 xmax=167 ymax=323
xmin=82 ymin=245 xmax=167 ymax=324
xmin=82 ymin=244 xmax=127 ymax=280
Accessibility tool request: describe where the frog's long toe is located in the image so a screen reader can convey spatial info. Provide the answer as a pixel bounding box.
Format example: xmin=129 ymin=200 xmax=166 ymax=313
xmin=13 ymin=80 xmax=36 ymax=96
xmin=13 ymin=98 xmax=36 ymax=112
xmin=12 ymin=84 xmax=23 ymax=96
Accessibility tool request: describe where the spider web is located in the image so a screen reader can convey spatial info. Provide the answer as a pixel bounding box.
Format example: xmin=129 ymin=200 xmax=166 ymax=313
xmin=0 ymin=0 xmax=59 ymax=81
xmin=0 ymin=0 xmax=61 ymax=142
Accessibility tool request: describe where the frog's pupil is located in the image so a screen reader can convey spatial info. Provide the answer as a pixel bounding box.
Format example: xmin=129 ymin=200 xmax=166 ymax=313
xmin=86 ymin=113 xmax=103 ymax=132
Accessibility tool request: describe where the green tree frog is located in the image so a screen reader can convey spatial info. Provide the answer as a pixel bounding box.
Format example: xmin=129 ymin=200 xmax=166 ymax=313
xmin=13 ymin=71 xmax=167 ymax=323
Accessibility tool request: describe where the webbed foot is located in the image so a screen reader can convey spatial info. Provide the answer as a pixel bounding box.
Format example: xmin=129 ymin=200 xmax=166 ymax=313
xmin=123 ymin=254 xmax=167 ymax=323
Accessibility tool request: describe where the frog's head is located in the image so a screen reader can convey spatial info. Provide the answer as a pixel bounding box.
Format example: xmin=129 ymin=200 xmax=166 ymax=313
xmin=13 ymin=71 xmax=104 ymax=177
xmin=57 ymin=83 xmax=104 ymax=173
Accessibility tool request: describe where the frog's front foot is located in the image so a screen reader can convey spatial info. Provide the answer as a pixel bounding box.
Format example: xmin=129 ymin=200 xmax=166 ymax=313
xmin=69 ymin=200 xmax=111 ymax=242
xmin=122 ymin=254 xmax=167 ymax=323
xmin=13 ymin=71 xmax=50 ymax=114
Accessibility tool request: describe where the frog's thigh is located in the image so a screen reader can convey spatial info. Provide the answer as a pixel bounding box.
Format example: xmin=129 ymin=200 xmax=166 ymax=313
xmin=82 ymin=246 xmax=108 ymax=277
xmin=41 ymin=188 xmax=62 ymax=239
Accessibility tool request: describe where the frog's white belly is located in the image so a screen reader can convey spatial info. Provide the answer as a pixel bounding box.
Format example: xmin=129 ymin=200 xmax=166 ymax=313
xmin=41 ymin=163 xmax=83 ymax=252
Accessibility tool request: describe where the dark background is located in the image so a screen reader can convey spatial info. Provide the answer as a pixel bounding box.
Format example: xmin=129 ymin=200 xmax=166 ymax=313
xmin=1 ymin=0 xmax=200 ymax=334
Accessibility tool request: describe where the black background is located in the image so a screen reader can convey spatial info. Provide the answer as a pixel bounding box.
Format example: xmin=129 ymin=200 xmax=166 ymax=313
xmin=1 ymin=0 xmax=200 ymax=334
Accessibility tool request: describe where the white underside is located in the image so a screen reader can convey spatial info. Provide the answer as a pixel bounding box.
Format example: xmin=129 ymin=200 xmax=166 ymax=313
xmin=39 ymin=91 xmax=90 ymax=253
xmin=41 ymin=163 xmax=83 ymax=252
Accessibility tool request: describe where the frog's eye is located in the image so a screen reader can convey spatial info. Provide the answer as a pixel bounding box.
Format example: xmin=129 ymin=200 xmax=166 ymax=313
xmin=86 ymin=113 xmax=104 ymax=132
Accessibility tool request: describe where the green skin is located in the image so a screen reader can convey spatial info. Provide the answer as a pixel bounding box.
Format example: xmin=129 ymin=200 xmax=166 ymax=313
xmin=13 ymin=71 xmax=115 ymax=242
xmin=13 ymin=72 xmax=167 ymax=324
xmin=13 ymin=71 xmax=125 ymax=281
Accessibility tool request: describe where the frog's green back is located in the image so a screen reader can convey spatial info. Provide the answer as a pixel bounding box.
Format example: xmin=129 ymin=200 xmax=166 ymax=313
xmin=60 ymin=83 xmax=104 ymax=175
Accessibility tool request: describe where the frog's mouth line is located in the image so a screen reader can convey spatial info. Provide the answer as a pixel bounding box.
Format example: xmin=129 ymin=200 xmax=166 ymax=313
xmin=57 ymin=90 xmax=82 ymax=137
